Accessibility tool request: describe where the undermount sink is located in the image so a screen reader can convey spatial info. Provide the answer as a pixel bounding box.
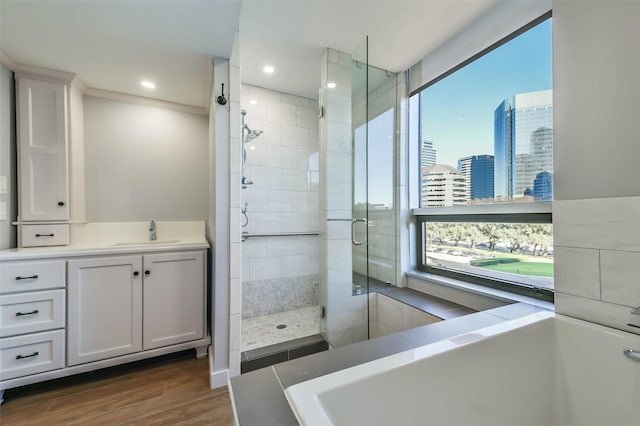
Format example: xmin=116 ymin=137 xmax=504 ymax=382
xmin=113 ymin=239 xmax=180 ymax=246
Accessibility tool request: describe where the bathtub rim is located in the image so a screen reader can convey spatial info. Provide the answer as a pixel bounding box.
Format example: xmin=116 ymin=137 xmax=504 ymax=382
xmin=285 ymin=311 xmax=556 ymax=424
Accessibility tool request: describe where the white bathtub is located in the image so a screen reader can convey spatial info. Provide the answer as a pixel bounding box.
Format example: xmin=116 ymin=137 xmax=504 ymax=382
xmin=285 ymin=311 xmax=640 ymax=426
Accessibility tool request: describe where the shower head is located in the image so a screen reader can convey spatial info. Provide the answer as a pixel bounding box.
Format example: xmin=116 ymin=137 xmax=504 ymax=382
xmin=243 ymin=124 xmax=264 ymax=143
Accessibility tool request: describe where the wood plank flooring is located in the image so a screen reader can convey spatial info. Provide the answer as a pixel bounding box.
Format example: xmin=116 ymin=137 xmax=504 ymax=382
xmin=0 ymin=351 xmax=235 ymax=425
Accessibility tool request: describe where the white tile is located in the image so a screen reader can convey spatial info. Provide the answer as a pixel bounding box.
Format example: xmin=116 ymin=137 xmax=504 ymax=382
xmin=267 ymin=145 xmax=297 ymax=168
xmin=402 ymin=305 xmax=441 ymax=330
xmin=327 ymin=48 xmax=351 ymax=67
xmin=266 ymin=236 xmax=304 ymax=256
xmin=230 ymin=207 xmax=241 ymax=243
xmin=246 ymin=142 xmax=268 ymax=166
xmin=230 ymin=136 xmax=242 ymax=174
xmin=255 ymin=121 xmax=282 ymax=146
xmin=250 ymin=256 xmax=282 ymax=280
xmin=282 ymin=254 xmax=310 ymax=277
xmin=325 ymin=92 xmax=351 ymax=124
xmin=247 ymin=212 xmax=281 ymax=234
xmin=324 ymin=220 xmax=351 ymax=240
xmin=282 ymin=93 xmax=312 ymax=107
xmin=352 ymin=325 xmax=369 ymax=343
xmin=324 ymin=239 xmax=352 ymax=269
xmin=242 ymin=257 xmax=251 ymax=282
xmin=326 ymin=327 xmax=354 ymax=347
xmin=242 ymin=189 xmax=267 ymax=211
xmin=601 ymin=250 xmax=640 ymax=306
xmin=266 ymin=190 xmax=297 ymax=212
xmin=555 ymin=293 xmax=640 ymax=335
xmin=280 ymin=170 xmax=309 ymax=191
xmin=554 ymin=246 xmax=600 ymax=299
xmin=324 ymin=180 xmax=352 ymax=212
xmin=230 ymin=68 xmax=241 ymax=103
xmin=241 ymin=236 xmax=270 ymax=257
xmin=230 ymin=278 xmax=241 ymax=315
xmin=326 ymin=122 xmax=351 ymax=153
xmin=377 ymin=320 xmax=396 ymax=337
xmin=325 ymin=152 xmax=351 ymax=181
xmin=230 ymin=313 xmax=241 ymax=351
xmin=282 ymin=125 xmax=310 ymax=148
xmin=327 ymin=62 xmax=352 ymax=93
xmin=250 ymin=85 xmax=283 ymax=102
xmin=266 ymin=100 xmax=296 ymax=125
xmin=229 ymin=349 xmax=241 ymax=378
xmin=326 ymin=294 xmax=367 ymax=330
xmin=297 ymin=106 xmax=319 ymax=130
xmin=377 ymin=294 xmax=403 ymax=331
xmin=242 ymin=98 xmax=267 ymax=122
xmin=554 ymin=197 xmax=640 ymax=251
xmin=282 ymin=211 xmax=318 ymax=233
xmin=230 ymin=242 xmax=241 ymax=279
xmin=229 ymin=173 xmax=241 ymax=208
xmin=248 ymin=166 xmax=283 ymax=189
xmin=326 ymin=267 xmax=353 ymax=299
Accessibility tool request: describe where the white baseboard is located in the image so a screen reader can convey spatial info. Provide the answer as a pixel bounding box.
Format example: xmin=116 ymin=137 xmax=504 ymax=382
xmin=209 ymin=349 xmax=230 ymax=389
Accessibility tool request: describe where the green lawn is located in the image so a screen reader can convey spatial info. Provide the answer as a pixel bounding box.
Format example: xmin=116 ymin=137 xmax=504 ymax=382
xmin=482 ymin=261 xmax=554 ymax=277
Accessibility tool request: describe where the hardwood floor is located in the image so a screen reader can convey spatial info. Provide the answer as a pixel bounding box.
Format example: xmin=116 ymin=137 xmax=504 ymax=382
xmin=0 ymin=351 xmax=235 ymax=425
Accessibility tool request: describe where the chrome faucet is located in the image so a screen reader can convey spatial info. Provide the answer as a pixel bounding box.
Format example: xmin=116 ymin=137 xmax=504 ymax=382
xmin=149 ymin=220 xmax=157 ymax=241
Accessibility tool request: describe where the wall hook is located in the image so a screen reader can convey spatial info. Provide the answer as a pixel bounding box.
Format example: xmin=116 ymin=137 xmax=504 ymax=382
xmin=217 ymin=83 xmax=227 ymax=105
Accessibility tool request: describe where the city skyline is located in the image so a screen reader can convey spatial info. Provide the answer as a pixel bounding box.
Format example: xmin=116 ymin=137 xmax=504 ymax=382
xmin=420 ymin=18 xmax=552 ymax=168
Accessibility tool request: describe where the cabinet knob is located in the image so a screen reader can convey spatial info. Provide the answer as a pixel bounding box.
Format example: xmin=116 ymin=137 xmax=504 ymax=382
xmin=58 ymin=201 xmax=65 ymax=206
xmin=144 ymin=270 xmax=151 ymax=276
xmin=133 ymin=271 xmax=139 ymax=277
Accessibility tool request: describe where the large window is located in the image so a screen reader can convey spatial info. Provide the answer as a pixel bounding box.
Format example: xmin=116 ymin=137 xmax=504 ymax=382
xmin=413 ymin=15 xmax=553 ymax=300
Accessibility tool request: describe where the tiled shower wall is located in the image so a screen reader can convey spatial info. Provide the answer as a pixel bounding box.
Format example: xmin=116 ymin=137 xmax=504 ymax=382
xmin=240 ymin=84 xmax=320 ymax=319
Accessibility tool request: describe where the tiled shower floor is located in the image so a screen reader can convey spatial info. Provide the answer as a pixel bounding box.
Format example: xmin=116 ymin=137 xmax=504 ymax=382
xmin=242 ymin=305 xmax=321 ymax=352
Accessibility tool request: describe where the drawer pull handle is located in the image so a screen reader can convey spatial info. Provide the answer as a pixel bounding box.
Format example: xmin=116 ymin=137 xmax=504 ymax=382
xmin=16 ymin=309 xmax=39 ymax=317
xmin=15 ymin=275 xmax=39 ymax=281
xmin=16 ymin=351 xmax=39 ymax=360
xmin=35 ymin=233 xmax=55 ymax=237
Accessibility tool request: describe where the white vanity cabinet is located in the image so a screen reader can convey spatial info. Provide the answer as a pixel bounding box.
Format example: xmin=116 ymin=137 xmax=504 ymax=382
xmin=0 ymin=259 xmax=67 ymax=382
xmin=67 ymin=250 xmax=205 ymax=366
xmin=142 ymin=251 xmax=204 ymax=350
xmin=67 ymin=255 xmax=143 ymax=366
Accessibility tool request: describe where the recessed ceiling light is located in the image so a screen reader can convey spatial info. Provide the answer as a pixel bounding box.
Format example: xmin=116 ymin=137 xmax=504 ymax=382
xmin=141 ymin=80 xmax=156 ymax=89
xmin=327 ymin=82 xmax=337 ymax=89
xmin=263 ymin=65 xmax=275 ymax=74
xmin=249 ymin=99 xmax=258 ymax=105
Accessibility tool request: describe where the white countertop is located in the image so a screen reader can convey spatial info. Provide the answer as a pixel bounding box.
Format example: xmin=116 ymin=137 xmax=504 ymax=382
xmin=1 ymin=221 xmax=210 ymax=260
xmin=0 ymin=239 xmax=210 ymax=261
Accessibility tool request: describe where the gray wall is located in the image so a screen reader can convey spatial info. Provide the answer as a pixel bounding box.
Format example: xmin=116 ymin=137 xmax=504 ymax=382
xmin=0 ymin=62 xmax=16 ymax=249
xmin=84 ymin=96 xmax=209 ymax=222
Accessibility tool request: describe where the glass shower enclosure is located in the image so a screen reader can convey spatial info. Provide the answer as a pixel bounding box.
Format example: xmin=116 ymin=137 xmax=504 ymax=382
xmin=320 ymin=38 xmax=397 ymax=348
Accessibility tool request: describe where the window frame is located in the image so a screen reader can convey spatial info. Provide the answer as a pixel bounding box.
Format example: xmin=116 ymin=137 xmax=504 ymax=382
xmin=411 ymin=13 xmax=554 ymax=303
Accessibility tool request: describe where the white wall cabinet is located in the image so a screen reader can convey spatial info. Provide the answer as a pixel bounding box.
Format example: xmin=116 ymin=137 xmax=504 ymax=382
xmin=67 ymin=251 xmax=205 ymax=366
xmin=67 ymin=255 xmax=143 ymax=366
xmin=17 ymin=77 xmax=69 ymax=222
xmin=15 ymin=71 xmax=85 ymax=248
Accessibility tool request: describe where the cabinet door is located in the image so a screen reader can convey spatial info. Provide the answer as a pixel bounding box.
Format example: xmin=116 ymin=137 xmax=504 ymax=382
xmin=18 ymin=77 xmax=69 ymax=221
xmin=67 ymin=255 xmax=142 ymax=366
xmin=143 ymin=251 xmax=204 ymax=350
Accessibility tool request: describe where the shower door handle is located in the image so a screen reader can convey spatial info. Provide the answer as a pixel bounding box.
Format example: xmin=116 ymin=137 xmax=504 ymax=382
xmin=351 ymin=218 xmax=367 ymax=246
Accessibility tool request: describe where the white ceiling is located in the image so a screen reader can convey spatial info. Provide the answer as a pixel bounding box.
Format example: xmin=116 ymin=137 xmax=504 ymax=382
xmin=0 ymin=0 xmax=500 ymax=108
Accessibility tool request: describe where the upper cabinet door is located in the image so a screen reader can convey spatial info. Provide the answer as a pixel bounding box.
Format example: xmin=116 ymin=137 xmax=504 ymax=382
xmin=18 ymin=78 xmax=69 ymax=221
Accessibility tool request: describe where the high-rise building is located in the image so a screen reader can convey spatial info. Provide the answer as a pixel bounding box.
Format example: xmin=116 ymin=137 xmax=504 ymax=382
xmin=458 ymin=155 xmax=494 ymax=200
xmin=533 ymin=171 xmax=553 ymax=200
xmin=494 ymin=90 xmax=553 ymax=199
xmin=421 ymin=164 xmax=468 ymax=207
xmin=421 ymin=140 xmax=436 ymax=167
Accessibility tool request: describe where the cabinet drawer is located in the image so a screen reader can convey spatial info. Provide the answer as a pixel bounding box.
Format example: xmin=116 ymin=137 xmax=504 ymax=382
xmin=0 ymin=329 xmax=65 ymax=381
xmin=0 ymin=290 xmax=65 ymax=338
xmin=0 ymin=260 xmax=66 ymax=294
xmin=20 ymin=224 xmax=70 ymax=247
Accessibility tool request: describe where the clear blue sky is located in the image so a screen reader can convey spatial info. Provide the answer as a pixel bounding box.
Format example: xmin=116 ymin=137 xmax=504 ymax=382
xmin=421 ymin=18 xmax=553 ymax=167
